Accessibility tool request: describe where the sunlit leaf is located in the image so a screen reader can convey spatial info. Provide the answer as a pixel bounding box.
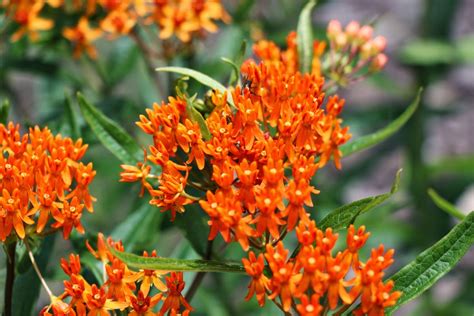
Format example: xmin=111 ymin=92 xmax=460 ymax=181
xmin=186 ymin=97 xmax=211 ymax=141
xmin=387 ymin=211 xmax=474 ymax=314
xmin=156 ymin=67 xmax=234 ymax=106
xmin=400 ymin=40 xmax=456 ymax=65
xmin=428 ymin=188 xmax=465 ymax=220
xmin=296 ymin=0 xmax=317 ymax=73
xmin=77 ymin=93 xmax=142 ymax=165
xmin=341 ymin=88 xmax=423 ymax=157
xmin=319 ymin=169 xmax=402 ymax=231
xmin=109 ymin=246 xmax=245 ymax=273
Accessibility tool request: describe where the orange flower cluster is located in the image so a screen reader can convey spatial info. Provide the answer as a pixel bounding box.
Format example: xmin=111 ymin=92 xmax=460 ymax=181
xmin=42 ymin=234 xmax=193 ymax=316
xmin=0 ymin=122 xmax=95 ymax=240
xmin=3 ymin=0 xmax=230 ymax=57
xmin=122 ymin=32 xmax=350 ymax=246
xmin=326 ymin=20 xmax=388 ymax=85
xmin=243 ymin=222 xmax=401 ymax=315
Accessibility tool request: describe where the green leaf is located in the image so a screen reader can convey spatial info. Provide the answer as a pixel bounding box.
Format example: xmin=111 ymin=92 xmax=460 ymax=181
xmin=296 ymin=0 xmax=317 ymax=73
xmin=400 ymin=40 xmax=456 ymax=65
xmin=426 ymin=154 xmax=474 ymax=177
xmin=176 ymin=203 xmax=212 ymax=258
xmin=186 ymin=97 xmax=212 ymax=141
xmin=318 ymin=169 xmax=402 ymax=231
xmin=156 ymin=67 xmax=234 ymax=106
xmin=456 ymin=36 xmax=474 ymax=63
xmin=77 ymin=93 xmax=142 ymax=165
xmin=13 ymin=235 xmax=56 ymax=316
xmin=221 ymin=57 xmax=241 ymax=86
xmin=0 ymin=99 xmax=10 ymax=125
xmin=109 ymin=246 xmax=245 ymax=273
xmin=223 ymin=40 xmax=247 ymax=86
xmin=340 ymin=88 xmax=422 ymax=157
xmin=62 ymin=94 xmax=81 ymax=139
xmin=111 ymin=201 xmax=163 ymax=250
xmin=387 ymin=211 xmax=474 ymax=314
xmin=428 ymin=188 xmax=466 ymax=220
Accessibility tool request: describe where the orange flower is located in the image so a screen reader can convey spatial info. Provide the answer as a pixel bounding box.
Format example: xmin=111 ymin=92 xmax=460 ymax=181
xmin=83 ymin=284 xmax=128 ymax=315
xmin=129 ymin=291 xmax=162 ymax=316
xmin=11 ymin=1 xmax=53 ymax=41
xmin=242 ymin=251 xmax=269 ymax=306
xmin=296 ymin=294 xmax=323 ymax=316
xmin=100 ymin=8 xmax=136 ymax=36
xmin=159 ymin=272 xmax=193 ymax=316
xmin=127 ymin=250 xmax=168 ymax=296
xmin=63 ymin=17 xmax=102 ymax=59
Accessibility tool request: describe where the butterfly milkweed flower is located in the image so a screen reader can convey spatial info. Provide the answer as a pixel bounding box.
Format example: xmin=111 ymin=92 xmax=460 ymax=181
xmin=0 ymin=122 xmax=95 ymax=240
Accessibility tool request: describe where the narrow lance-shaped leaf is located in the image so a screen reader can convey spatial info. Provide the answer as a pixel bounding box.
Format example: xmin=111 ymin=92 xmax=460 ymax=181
xmin=296 ymin=0 xmax=317 ymax=73
xmin=77 ymin=93 xmax=142 ymax=165
xmin=341 ymin=88 xmax=423 ymax=157
xmin=186 ymin=96 xmax=211 ymax=141
xmin=0 ymin=99 xmax=10 ymax=125
xmin=156 ymin=67 xmax=234 ymax=106
xmin=386 ymin=211 xmax=474 ymax=314
xmin=223 ymin=40 xmax=247 ymax=86
xmin=109 ymin=246 xmax=245 ymax=273
xmin=291 ymin=170 xmax=402 ymax=259
xmin=318 ymin=169 xmax=402 ymax=231
xmin=428 ymin=188 xmax=466 ymax=220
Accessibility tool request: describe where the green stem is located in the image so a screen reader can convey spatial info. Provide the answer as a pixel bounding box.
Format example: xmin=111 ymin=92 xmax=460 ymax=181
xmin=185 ymin=240 xmax=214 ymax=302
xmin=4 ymin=241 xmax=16 ymax=316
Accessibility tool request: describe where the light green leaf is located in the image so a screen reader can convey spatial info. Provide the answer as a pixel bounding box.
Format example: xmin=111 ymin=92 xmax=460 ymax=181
xmin=387 ymin=211 xmax=474 ymax=314
xmin=0 ymin=99 xmax=10 ymax=125
xmin=77 ymin=93 xmax=142 ymax=165
xmin=400 ymin=40 xmax=456 ymax=65
xmin=426 ymin=154 xmax=474 ymax=177
xmin=186 ymin=97 xmax=211 ymax=141
xmin=223 ymin=40 xmax=247 ymax=86
xmin=428 ymin=188 xmax=466 ymax=220
xmin=109 ymin=246 xmax=245 ymax=273
xmin=318 ymin=169 xmax=402 ymax=231
xmin=341 ymin=88 xmax=422 ymax=157
xmin=456 ymin=36 xmax=474 ymax=63
xmin=156 ymin=67 xmax=234 ymax=106
xmin=296 ymin=0 xmax=317 ymax=73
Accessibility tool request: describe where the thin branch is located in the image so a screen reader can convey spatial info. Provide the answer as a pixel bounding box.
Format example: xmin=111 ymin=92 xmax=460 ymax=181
xmin=4 ymin=241 xmax=16 ymax=316
xmin=24 ymin=239 xmax=54 ymax=299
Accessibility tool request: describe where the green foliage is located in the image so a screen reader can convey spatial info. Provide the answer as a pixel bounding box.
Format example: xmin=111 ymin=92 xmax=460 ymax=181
xmin=77 ymin=93 xmax=142 ymax=165
xmin=387 ymin=211 xmax=474 ymax=314
xmin=156 ymin=67 xmax=234 ymax=106
xmin=0 ymin=99 xmax=9 ymax=125
xmin=185 ymin=96 xmax=211 ymax=141
xmin=296 ymin=0 xmax=317 ymax=73
xmin=428 ymin=188 xmax=466 ymax=220
xmin=319 ymin=169 xmax=402 ymax=231
xmin=340 ymin=88 xmax=422 ymax=157
xmin=110 ymin=246 xmax=245 ymax=273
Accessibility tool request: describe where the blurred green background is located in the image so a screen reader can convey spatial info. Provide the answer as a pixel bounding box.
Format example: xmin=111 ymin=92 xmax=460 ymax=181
xmin=1 ymin=0 xmax=473 ymax=315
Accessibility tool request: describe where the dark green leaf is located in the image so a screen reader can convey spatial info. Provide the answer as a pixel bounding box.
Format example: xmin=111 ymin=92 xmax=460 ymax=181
xmin=0 ymin=99 xmax=10 ymax=125
xmin=387 ymin=212 xmax=474 ymax=314
xmin=77 ymin=93 xmax=142 ymax=165
xmin=13 ymin=235 xmax=55 ymax=316
xmin=296 ymin=0 xmax=317 ymax=73
xmin=111 ymin=201 xmax=163 ymax=250
xmin=175 ymin=203 xmax=211 ymax=258
xmin=109 ymin=246 xmax=245 ymax=273
xmin=428 ymin=188 xmax=466 ymax=220
xmin=341 ymin=88 xmax=422 ymax=157
xmin=318 ymin=169 xmax=402 ymax=231
xmin=62 ymin=94 xmax=81 ymax=139
xmin=156 ymin=67 xmax=234 ymax=106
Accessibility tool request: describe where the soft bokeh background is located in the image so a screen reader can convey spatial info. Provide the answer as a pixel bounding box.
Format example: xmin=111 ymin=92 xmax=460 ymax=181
xmin=1 ymin=0 xmax=473 ymax=315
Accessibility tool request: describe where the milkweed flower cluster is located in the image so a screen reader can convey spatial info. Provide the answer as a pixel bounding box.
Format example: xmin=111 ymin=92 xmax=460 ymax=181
xmin=326 ymin=20 xmax=388 ymax=86
xmin=0 ymin=122 xmax=95 ymax=240
xmin=119 ymin=20 xmax=399 ymax=315
xmin=2 ymin=0 xmax=230 ymax=58
xmin=41 ymin=233 xmax=193 ymax=316
xmin=243 ymin=222 xmax=401 ymax=315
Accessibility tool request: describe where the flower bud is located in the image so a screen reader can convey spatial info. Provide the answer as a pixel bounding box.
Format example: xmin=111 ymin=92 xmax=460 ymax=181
xmin=370 ymin=53 xmax=388 ymax=71
xmin=360 ymin=41 xmax=374 ymax=59
xmin=345 ymin=21 xmax=360 ymax=38
xmin=335 ymin=33 xmax=347 ymax=48
xmin=327 ymin=20 xmax=342 ymax=39
xmin=372 ymin=35 xmax=387 ymax=52
xmin=358 ymin=25 xmax=373 ymax=42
